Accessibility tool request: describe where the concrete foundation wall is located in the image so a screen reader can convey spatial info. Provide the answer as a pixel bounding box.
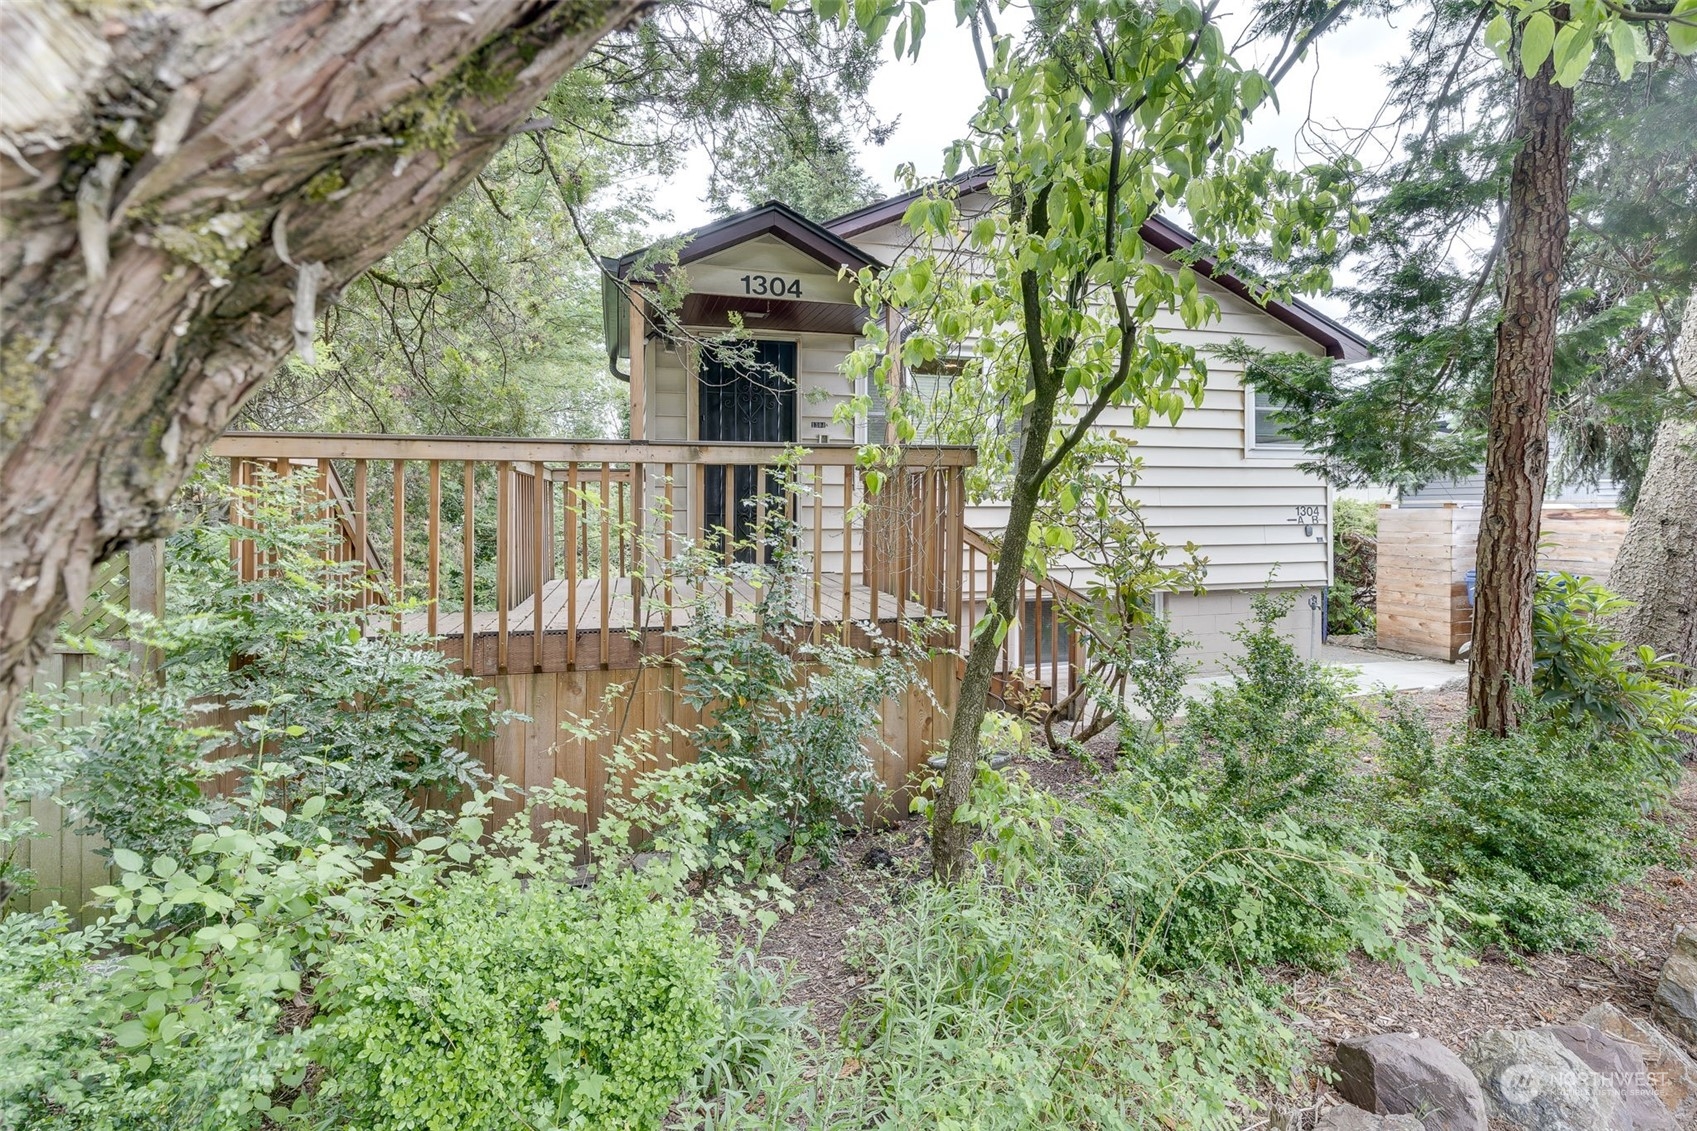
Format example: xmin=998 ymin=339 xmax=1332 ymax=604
xmin=1164 ymin=586 xmax=1325 ymax=673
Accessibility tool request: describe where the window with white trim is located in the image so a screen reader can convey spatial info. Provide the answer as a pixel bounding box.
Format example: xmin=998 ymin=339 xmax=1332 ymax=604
xmin=1252 ymin=388 xmax=1300 ymax=449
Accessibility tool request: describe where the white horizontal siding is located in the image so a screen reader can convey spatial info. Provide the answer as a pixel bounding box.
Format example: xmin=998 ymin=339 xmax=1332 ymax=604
xmin=853 ymin=197 xmax=1339 ymax=599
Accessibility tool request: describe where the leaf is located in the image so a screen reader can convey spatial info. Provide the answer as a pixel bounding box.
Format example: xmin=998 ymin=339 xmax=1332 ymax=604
xmin=1671 ymin=0 xmax=1697 ymax=54
xmin=1553 ymin=22 xmax=1594 ymax=85
xmin=112 ymin=1020 xmax=151 ymax=1049
xmin=1521 ymin=10 xmax=1556 ymax=76
xmin=1484 ymin=13 xmax=1513 ymax=63
xmin=112 ymin=848 xmax=145 ymax=874
xmin=1606 ymin=19 xmax=1643 ymax=80
xmin=298 ymin=795 xmax=326 ymax=819
xmin=446 ymin=841 xmax=473 ymax=864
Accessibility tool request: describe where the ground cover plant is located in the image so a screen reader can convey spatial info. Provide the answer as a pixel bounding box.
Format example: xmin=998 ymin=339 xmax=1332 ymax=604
xmin=6 ymin=469 xmax=502 ymax=885
xmin=0 ymin=764 xmax=746 ymax=1131
xmin=1370 ymin=572 xmax=1694 ymax=951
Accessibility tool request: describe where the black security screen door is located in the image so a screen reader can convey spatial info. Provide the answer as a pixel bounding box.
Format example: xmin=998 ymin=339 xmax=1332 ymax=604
xmin=699 ymin=340 xmax=796 ymax=552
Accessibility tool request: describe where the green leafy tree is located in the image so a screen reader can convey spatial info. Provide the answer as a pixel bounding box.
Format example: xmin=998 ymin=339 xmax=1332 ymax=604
xmin=1236 ymin=0 xmax=1695 ymax=734
xmin=838 ymin=0 xmax=1359 ymax=879
xmin=242 ymin=0 xmax=890 ymax=437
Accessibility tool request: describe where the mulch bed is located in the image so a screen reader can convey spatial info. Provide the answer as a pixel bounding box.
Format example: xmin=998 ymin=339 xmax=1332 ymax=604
xmin=735 ymin=684 xmax=1697 ymax=1088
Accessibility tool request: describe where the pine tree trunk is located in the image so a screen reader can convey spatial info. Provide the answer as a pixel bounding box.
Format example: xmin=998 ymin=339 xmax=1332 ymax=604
xmin=1608 ymin=304 xmax=1697 ymax=678
xmin=931 ymin=379 xmax=1056 ymax=881
xmin=1467 ymin=37 xmax=1574 ymax=736
xmin=0 ymin=1 xmax=645 ymax=773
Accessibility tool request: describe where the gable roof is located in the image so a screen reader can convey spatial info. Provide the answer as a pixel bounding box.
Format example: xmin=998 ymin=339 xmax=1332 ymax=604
xmin=605 ymin=200 xmax=884 ymax=280
xmin=823 ymin=172 xmax=1373 ymax=364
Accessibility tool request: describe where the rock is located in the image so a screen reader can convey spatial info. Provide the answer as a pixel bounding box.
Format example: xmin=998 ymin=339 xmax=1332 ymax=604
xmin=1579 ymin=1003 xmax=1697 ymax=1122
xmin=1463 ymin=1028 xmax=1627 ymax=1131
xmin=860 ymin=845 xmax=894 ymax=870
xmin=1651 ymin=925 xmax=1697 ymax=1053
xmin=1315 ymin=1104 xmax=1425 ymax=1130
xmin=1333 ymin=1032 xmax=1488 ymax=1131
xmin=1541 ymin=1024 xmax=1675 ymax=1130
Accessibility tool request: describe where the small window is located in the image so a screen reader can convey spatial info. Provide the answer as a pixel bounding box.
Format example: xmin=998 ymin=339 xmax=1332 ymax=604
xmin=907 ymin=359 xmax=965 ymax=442
xmin=859 ymin=372 xmax=890 ymax=444
xmin=1252 ymin=388 xmax=1299 ymax=448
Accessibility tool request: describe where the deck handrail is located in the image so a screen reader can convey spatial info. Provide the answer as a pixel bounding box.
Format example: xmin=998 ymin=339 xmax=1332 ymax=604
xmin=210 ymin=433 xmax=977 ymax=467
xmin=959 ymin=526 xmax=1091 ymax=716
xmin=207 ymin=432 xmax=976 ymax=677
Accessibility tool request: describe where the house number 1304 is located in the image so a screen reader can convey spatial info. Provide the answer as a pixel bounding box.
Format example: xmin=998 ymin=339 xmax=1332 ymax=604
xmin=740 ymin=274 xmax=803 ymax=297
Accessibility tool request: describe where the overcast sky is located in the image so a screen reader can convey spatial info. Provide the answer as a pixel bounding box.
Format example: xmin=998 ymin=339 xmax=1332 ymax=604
xmin=644 ymin=7 xmax=1420 ymax=318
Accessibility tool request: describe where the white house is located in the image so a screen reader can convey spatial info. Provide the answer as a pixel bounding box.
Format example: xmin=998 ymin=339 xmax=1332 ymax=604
xmin=603 ymin=174 xmax=1372 ymax=672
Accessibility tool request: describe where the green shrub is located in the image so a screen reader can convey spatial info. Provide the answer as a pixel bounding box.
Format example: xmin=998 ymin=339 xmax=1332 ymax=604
xmin=313 ymin=869 xmax=719 ymax=1131
xmin=670 ymin=464 xmax=921 ymax=860
xmin=1056 ymin=776 xmax=1433 ymax=973
xmin=1532 ymin=571 xmax=1696 ymax=755
xmin=1328 ymin=499 xmax=1377 ymax=635
xmin=692 ymin=951 xmax=811 ymax=1099
xmin=14 ymin=468 xmax=503 ymax=867
xmin=1378 ymin=697 xmax=1682 ymax=952
xmin=0 ymin=786 xmax=374 ymax=1130
xmin=1152 ymin=591 xmax=1365 ymax=822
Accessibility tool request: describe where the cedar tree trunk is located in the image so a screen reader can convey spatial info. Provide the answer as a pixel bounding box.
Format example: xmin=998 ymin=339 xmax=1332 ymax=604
xmin=1608 ymin=304 xmax=1697 ymax=678
xmin=0 ymin=0 xmax=646 ymax=783
xmin=1467 ymin=34 xmax=1574 ymax=736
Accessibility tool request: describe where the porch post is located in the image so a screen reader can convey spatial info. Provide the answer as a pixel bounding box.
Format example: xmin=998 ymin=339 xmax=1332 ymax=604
xmin=628 ymin=290 xmax=646 ymax=441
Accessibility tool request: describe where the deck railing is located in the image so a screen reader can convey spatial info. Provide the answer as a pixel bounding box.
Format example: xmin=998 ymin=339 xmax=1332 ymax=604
xmin=960 ymin=527 xmax=1087 ymax=710
xmin=209 ymin=434 xmax=976 ymax=676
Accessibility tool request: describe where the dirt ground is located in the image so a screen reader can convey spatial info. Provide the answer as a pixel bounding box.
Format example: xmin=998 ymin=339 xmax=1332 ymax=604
xmin=738 ymin=685 xmax=1697 ymax=1101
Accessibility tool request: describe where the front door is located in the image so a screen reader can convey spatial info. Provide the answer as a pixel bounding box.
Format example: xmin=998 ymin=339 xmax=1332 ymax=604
xmin=698 ymin=340 xmax=796 ymax=553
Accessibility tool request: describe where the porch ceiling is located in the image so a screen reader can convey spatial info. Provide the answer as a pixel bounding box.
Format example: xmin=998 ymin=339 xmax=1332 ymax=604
xmin=678 ymin=292 xmax=866 ymax=337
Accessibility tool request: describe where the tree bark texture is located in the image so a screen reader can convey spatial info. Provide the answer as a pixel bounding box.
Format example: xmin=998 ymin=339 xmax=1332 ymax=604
xmin=0 ymin=0 xmax=646 ymax=764
xmin=930 ymin=382 xmax=1056 ymax=881
xmin=1608 ymin=304 xmax=1697 ymax=679
xmin=1467 ymin=41 xmax=1574 ymax=736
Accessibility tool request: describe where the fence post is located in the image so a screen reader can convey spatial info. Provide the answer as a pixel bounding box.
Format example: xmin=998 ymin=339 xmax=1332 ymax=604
xmin=128 ymin=539 xmax=166 ymax=673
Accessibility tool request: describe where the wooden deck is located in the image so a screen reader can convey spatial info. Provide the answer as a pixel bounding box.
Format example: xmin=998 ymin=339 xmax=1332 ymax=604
xmin=403 ymin=574 xmax=945 ymax=675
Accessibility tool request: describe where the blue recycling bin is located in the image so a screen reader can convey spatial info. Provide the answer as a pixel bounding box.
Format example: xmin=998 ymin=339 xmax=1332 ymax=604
xmin=1465 ymin=569 xmax=1476 ymax=608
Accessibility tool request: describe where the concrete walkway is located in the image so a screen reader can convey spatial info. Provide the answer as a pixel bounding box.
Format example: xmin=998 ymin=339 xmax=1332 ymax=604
xmin=1315 ymin=642 xmax=1467 ymax=695
xmin=1123 ymin=643 xmax=1465 ymax=719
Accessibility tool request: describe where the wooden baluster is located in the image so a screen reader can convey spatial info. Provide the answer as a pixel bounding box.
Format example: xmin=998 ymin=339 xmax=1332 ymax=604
xmin=949 ymin=467 xmax=966 ymax=631
xmin=754 ymin=467 xmax=769 ymax=568
xmin=630 ymin=463 xmax=644 ymax=633
xmin=811 ymin=465 xmax=823 ymax=641
xmin=462 ymin=462 xmax=475 ymax=674
xmin=967 ymin=540 xmax=977 ymax=655
xmin=566 ymin=463 xmax=578 ymax=669
xmin=427 ymin=462 xmax=441 ymax=637
xmin=923 ymin=469 xmax=938 ymax=615
xmin=663 ymin=463 xmax=676 ymax=651
xmin=391 ymin=459 xmax=406 ymax=631
xmin=1069 ymin=626 xmax=1082 ymax=700
xmin=840 ymin=466 xmax=853 ymax=640
xmin=230 ymin=458 xmax=251 ymax=581
xmin=599 ymin=463 xmax=612 ymax=666
xmin=315 ymin=458 xmax=333 ymax=572
xmin=496 ymin=460 xmax=510 ymax=675
xmin=722 ymin=464 xmax=734 ymax=618
xmin=532 ymin=463 xmax=545 ymax=673
xmin=616 ymin=474 xmax=627 ymax=576
xmin=1017 ymin=573 xmax=1028 ymax=680
xmin=1049 ymin=585 xmax=1060 ymax=701
xmin=866 ymin=468 xmax=880 ymax=627
xmin=352 ymin=459 xmax=368 ymax=605
xmin=273 ymin=456 xmax=292 ymax=570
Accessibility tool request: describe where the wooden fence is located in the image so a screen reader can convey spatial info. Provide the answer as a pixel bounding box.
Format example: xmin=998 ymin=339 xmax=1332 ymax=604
xmin=1375 ymin=504 xmax=1630 ymax=661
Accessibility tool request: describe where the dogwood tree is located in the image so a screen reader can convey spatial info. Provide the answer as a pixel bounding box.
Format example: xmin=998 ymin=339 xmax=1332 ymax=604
xmin=838 ymin=0 xmax=1361 ymax=879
